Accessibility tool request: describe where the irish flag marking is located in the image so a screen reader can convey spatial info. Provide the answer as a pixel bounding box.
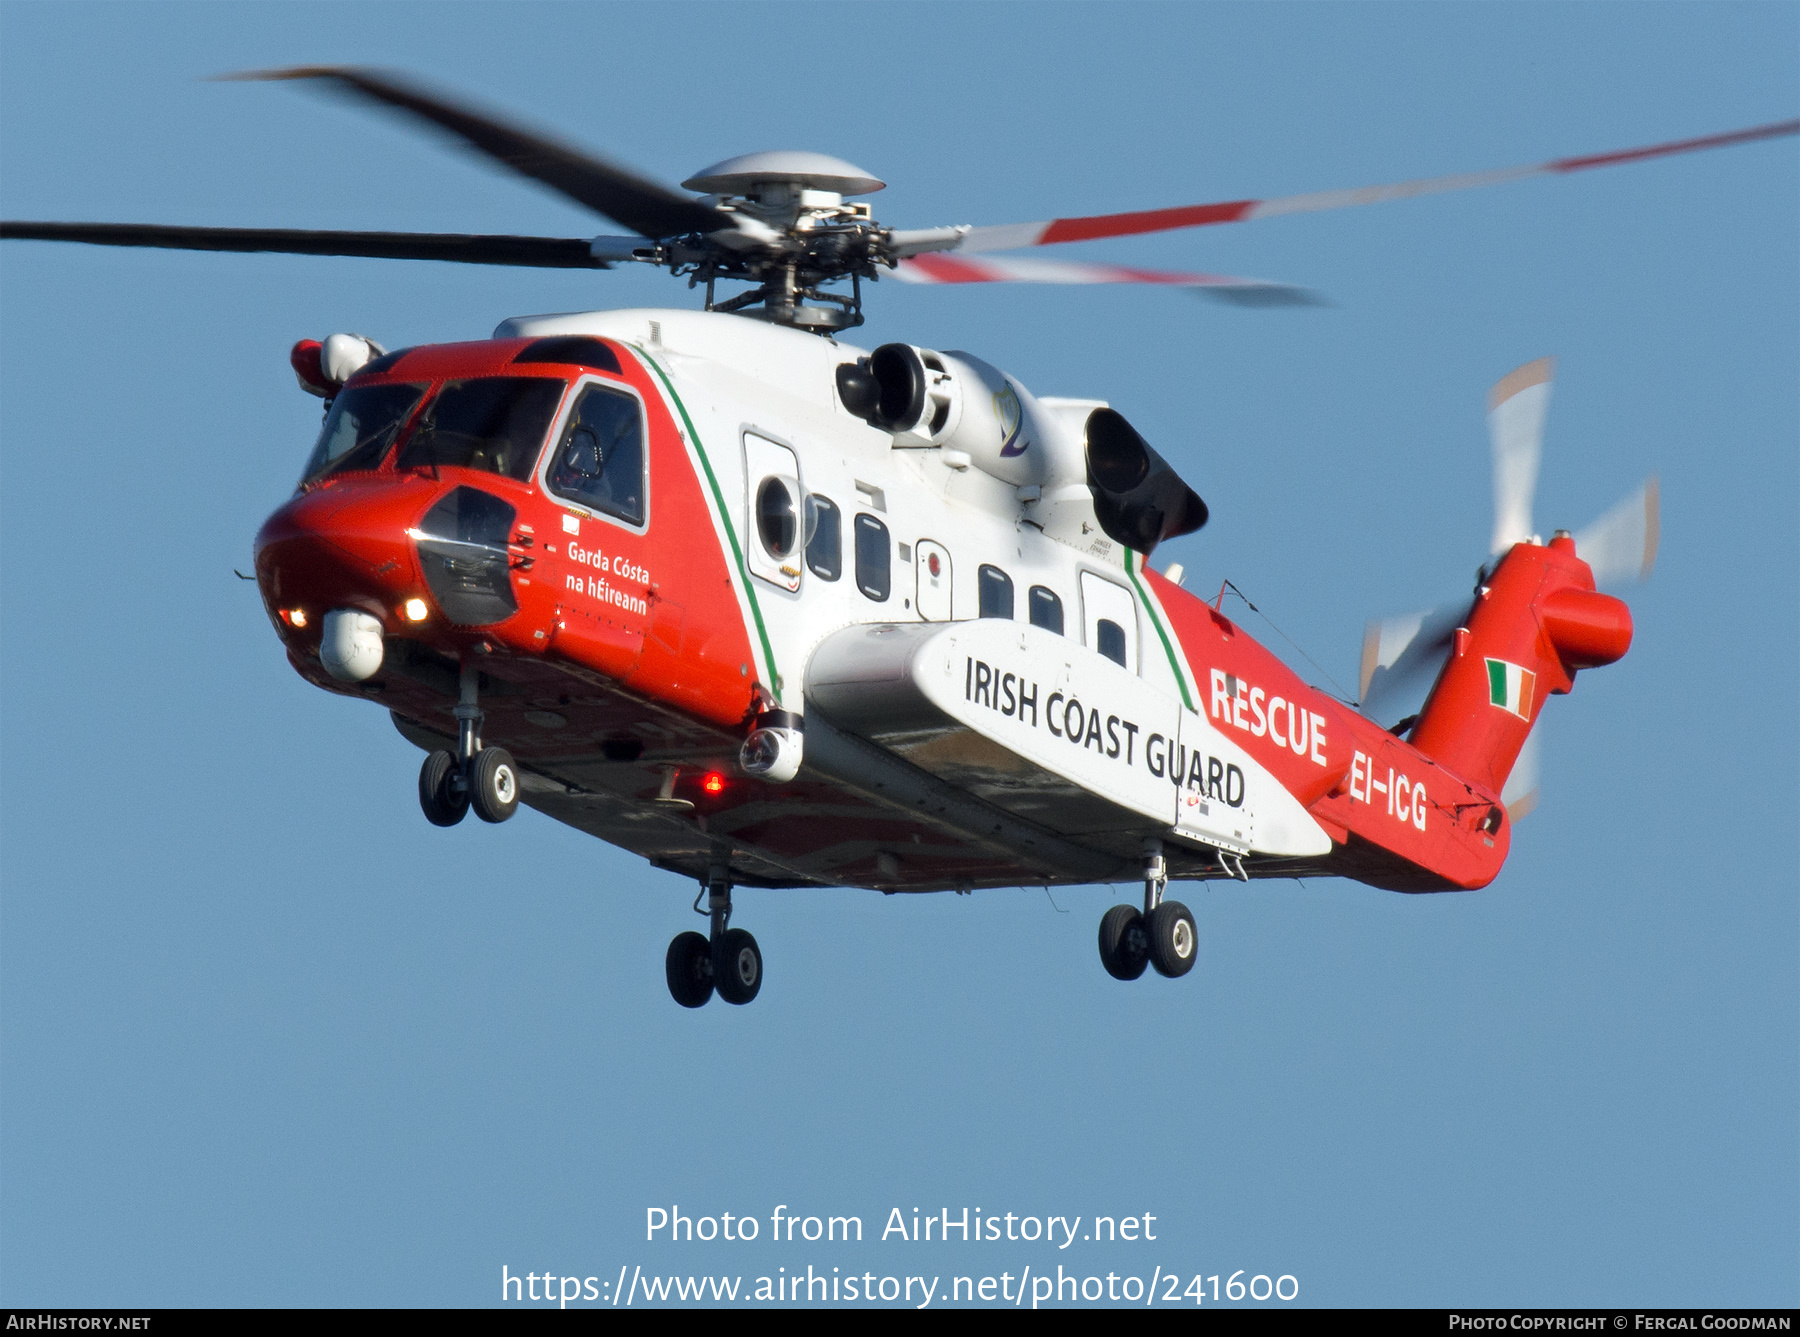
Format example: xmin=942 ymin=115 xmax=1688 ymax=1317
xmin=1486 ymin=658 xmax=1536 ymax=719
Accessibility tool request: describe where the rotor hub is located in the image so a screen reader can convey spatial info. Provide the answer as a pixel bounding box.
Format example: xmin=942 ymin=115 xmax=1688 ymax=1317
xmin=681 ymin=151 xmax=885 ymax=199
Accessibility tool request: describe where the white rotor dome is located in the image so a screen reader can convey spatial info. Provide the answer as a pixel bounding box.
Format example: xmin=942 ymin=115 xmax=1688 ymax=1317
xmin=682 ymin=151 xmax=884 ymax=196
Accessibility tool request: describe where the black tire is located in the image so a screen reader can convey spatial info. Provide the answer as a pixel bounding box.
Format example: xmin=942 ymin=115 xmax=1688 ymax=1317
xmin=665 ymin=931 xmax=713 ymax=1008
xmin=469 ymin=746 xmax=519 ymax=823
xmin=1098 ymin=904 xmax=1149 ymax=981
xmin=1148 ymin=900 xmax=1198 ymax=978
xmin=713 ymin=927 xmax=763 ymax=1005
xmin=419 ymin=750 xmax=468 ymax=827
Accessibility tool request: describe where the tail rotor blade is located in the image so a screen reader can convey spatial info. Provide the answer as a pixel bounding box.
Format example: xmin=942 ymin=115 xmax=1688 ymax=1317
xmin=1358 ymin=601 xmax=1469 ymax=730
xmin=1574 ymin=475 xmax=1660 ymax=588
xmin=1488 ymin=357 xmax=1556 ymax=554
xmin=1502 ymin=729 xmax=1542 ymax=821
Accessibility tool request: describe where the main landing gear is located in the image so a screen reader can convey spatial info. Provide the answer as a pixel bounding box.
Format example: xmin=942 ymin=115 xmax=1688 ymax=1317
xmin=667 ymin=865 xmax=763 ymax=1008
xmin=418 ymin=660 xmax=518 ymax=827
xmin=1098 ymin=838 xmax=1197 ymax=982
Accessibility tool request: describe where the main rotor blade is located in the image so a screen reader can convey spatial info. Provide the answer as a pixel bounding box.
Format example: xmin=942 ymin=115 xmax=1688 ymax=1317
xmin=0 ymin=221 xmax=609 ymax=268
xmin=957 ymin=117 xmax=1800 ymax=253
xmin=1488 ymin=357 xmax=1555 ymax=555
xmin=894 ymin=254 xmax=1323 ymax=306
xmin=227 ymin=66 xmax=727 ymax=240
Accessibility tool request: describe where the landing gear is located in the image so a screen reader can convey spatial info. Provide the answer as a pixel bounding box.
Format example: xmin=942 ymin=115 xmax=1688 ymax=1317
xmin=714 ymin=927 xmax=763 ymax=1005
xmin=416 ymin=659 xmax=518 ymax=827
xmin=469 ymin=746 xmax=518 ymax=823
xmin=666 ymin=931 xmax=714 ymax=1009
xmin=1146 ymin=900 xmax=1197 ymax=978
xmin=1098 ymin=903 xmax=1149 ymax=980
xmin=418 ymin=749 xmax=469 ymax=827
xmin=665 ymin=866 xmax=764 ymax=1008
xmin=1097 ymin=838 xmax=1198 ymax=981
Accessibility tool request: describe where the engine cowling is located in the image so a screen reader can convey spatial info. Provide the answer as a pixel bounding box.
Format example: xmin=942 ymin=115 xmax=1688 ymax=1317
xmin=837 ymin=343 xmax=1074 ymax=482
xmin=836 ymin=343 xmax=1207 ymax=557
xmin=1083 ymin=408 xmax=1208 ymax=555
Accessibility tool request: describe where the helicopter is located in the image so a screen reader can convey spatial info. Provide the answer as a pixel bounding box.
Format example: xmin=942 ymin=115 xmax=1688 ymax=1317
xmin=2 ymin=68 xmax=1791 ymax=1009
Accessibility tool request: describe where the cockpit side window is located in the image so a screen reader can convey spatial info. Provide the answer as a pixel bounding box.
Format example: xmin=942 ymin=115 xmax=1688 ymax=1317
xmin=397 ymin=376 xmax=567 ymax=482
xmin=302 ymin=382 xmax=426 ymax=483
xmin=546 ymin=384 xmax=645 ymax=526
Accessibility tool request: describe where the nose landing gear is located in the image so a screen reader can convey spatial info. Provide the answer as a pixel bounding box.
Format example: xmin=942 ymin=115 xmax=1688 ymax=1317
xmin=665 ymin=866 xmax=764 ymax=1008
xmin=1097 ymin=838 xmax=1197 ymax=982
xmin=416 ymin=660 xmax=518 ymax=826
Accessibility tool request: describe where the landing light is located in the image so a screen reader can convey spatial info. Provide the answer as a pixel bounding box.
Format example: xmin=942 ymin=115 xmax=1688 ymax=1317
xmin=403 ymin=598 xmax=429 ymax=622
xmin=284 ymin=608 xmax=308 ymax=628
xmin=702 ymin=772 xmax=726 ymax=795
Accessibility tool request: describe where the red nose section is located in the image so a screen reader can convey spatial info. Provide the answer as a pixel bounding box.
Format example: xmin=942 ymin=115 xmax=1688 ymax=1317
xmin=254 ymin=477 xmax=441 ymax=629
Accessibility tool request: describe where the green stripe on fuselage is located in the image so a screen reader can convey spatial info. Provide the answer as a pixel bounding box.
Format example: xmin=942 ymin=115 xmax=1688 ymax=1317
xmin=635 ymin=348 xmax=781 ymax=705
xmin=1125 ymin=547 xmax=1195 ymax=711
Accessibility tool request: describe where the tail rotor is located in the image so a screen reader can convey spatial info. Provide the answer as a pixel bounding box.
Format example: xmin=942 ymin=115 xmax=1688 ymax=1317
xmin=1356 ymin=359 xmax=1658 ymax=819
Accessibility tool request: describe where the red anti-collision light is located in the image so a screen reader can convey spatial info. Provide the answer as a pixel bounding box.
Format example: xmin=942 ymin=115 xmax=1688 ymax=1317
xmin=290 ymin=339 xmax=333 ymax=398
xmin=702 ymin=772 xmax=726 ymax=795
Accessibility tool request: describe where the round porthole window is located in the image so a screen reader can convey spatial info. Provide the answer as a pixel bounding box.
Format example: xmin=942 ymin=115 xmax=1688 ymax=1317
xmin=756 ymin=477 xmax=797 ymax=558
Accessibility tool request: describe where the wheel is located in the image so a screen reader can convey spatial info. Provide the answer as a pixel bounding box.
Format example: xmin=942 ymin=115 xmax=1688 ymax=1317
xmin=1098 ymin=904 xmax=1149 ymax=981
xmin=1148 ymin=900 xmax=1198 ymax=978
xmin=712 ymin=927 xmax=763 ymax=1005
xmin=419 ymin=750 xmax=468 ymax=827
xmin=665 ymin=931 xmax=713 ymax=1008
xmin=469 ymin=746 xmax=519 ymax=823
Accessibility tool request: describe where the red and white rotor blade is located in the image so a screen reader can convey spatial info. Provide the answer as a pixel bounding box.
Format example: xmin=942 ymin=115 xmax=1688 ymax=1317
xmin=893 ymin=254 xmax=1321 ymax=306
xmin=1574 ymin=476 xmax=1660 ymax=588
xmin=956 ymin=118 xmax=1800 ymax=254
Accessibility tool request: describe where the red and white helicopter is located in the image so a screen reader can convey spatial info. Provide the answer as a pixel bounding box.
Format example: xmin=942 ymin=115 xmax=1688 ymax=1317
xmin=5 ymin=69 xmax=1790 ymax=1007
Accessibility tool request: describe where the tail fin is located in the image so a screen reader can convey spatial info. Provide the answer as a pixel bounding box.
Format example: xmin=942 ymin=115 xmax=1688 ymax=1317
xmin=1408 ymin=533 xmax=1632 ymax=795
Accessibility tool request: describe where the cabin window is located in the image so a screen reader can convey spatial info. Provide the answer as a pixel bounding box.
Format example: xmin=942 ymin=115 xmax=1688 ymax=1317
xmin=399 ymin=376 xmax=568 ymax=482
xmin=545 ymin=384 xmax=645 ymax=525
xmin=302 ymin=382 xmax=426 ymax=482
xmin=743 ymin=431 xmax=803 ymax=591
xmin=978 ymin=565 xmax=1014 ymax=619
xmin=1029 ymin=586 xmax=1064 ymax=635
xmin=1080 ymin=571 xmax=1138 ymax=673
xmin=806 ymin=494 xmax=842 ymax=580
xmin=1096 ymin=619 xmax=1128 ymax=667
xmin=756 ymin=477 xmax=798 ymax=558
xmin=854 ymin=513 xmax=890 ymax=601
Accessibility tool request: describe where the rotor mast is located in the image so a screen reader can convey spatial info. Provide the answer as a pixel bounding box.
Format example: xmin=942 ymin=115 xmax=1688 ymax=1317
xmin=588 ymin=151 xmax=955 ymax=332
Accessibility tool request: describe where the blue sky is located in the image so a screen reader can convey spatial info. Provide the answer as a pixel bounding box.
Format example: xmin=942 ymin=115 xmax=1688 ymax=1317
xmin=1 ymin=1 xmax=1794 ymax=1308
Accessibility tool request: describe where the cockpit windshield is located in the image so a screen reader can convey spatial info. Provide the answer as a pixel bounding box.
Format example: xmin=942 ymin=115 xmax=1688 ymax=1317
xmin=396 ymin=377 xmax=567 ymax=482
xmin=301 ymin=382 xmax=427 ymax=483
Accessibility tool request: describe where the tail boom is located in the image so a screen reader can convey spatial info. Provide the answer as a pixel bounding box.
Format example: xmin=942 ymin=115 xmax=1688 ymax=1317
xmin=1147 ymin=535 xmax=1629 ymax=893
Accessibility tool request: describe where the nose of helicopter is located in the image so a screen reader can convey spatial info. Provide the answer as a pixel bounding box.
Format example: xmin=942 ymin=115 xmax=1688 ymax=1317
xmin=253 ymin=477 xmax=441 ymax=646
